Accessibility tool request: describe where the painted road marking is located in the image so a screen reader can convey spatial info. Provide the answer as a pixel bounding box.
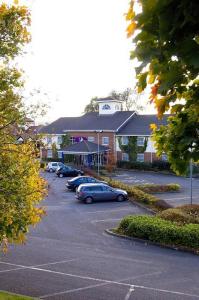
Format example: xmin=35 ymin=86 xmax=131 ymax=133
xmin=0 ymin=261 xmax=198 ymax=299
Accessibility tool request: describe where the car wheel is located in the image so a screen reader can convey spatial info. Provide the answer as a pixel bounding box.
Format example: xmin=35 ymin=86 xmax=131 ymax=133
xmin=59 ymin=173 xmax=64 ymax=178
xmin=84 ymin=197 xmax=93 ymax=204
xmin=117 ymin=195 xmax=125 ymax=202
xmin=49 ymin=168 xmax=53 ymax=173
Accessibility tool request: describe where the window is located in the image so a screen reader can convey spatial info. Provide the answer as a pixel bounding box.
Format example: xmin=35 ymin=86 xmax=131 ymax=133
xmin=47 ymin=150 xmax=53 ymax=158
xmin=88 ymin=136 xmax=95 ymax=142
xmin=102 ymin=104 xmax=111 ymax=110
xmin=137 ymin=153 xmax=144 ymax=162
xmin=102 ymin=137 xmax=109 ymax=145
xmin=57 ymin=136 xmax=62 ymax=144
xmin=47 ymin=136 xmax=52 ymax=144
xmin=121 ymin=136 xmax=128 ymax=145
xmin=137 ymin=137 xmax=145 ymax=147
xmin=122 ymin=153 xmax=129 ymax=161
xmin=162 ymin=154 xmax=168 ymax=161
xmin=58 ymin=151 xmax=63 ymax=159
xmin=70 ymin=136 xmax=76 ymax=144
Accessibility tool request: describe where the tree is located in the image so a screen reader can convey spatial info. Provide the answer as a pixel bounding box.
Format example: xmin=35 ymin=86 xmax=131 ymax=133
xmin=110 ymin=88 xmax=143 ymax=111
xmin=60 ymin=133 xmax=70 ymax=149
xmin=0 ymin=2 xmax=46 ymax=250
xmin=126 ymin=0 xmax=199 ymax=174
xmin=84 ymin=97 xmax=99 ymax=113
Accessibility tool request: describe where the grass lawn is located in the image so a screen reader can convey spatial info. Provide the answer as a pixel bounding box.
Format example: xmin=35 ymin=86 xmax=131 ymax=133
xmin=0 ymin=291 xmax=35 ymax=300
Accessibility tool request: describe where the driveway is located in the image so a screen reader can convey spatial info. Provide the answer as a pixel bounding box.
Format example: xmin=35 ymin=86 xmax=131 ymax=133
xmin=0 ymin=172 xmax=199 ymax=299
xmin=111 ymin=170 xmax=199 ymax=207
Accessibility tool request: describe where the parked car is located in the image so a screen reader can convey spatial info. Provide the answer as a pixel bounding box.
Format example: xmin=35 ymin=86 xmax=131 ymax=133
xmin=76 ymin=183 xmax=128 ymax=204
xmin=66 ymin=176 xmax=107 ymax=192
xmin=56 ymin=166 xmax=84 ymax=178
xmin=45 ymin=162 xmax=64 ymax=172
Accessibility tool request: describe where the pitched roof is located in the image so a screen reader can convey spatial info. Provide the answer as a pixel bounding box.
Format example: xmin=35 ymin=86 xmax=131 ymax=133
xmin=117 ymin=114 xmax=170 ymax=136
xmin=59 ymin=140 xmax=110 ymax=154
xmin=39 ymin=111 xmax=135 ymax=134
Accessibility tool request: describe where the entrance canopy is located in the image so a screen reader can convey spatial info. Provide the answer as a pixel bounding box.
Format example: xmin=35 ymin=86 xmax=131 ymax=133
xmin=58 ymin=140 xmax=110 ymax=155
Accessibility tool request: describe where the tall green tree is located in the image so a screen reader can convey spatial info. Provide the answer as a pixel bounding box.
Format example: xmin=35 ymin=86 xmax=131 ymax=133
xmin=0 ymin=2 xmax=46 ymax=250
xmin=126 ymin=0 xmax=199 ymax=174
xmin=84 ymin=97 xmax=99 ymax=113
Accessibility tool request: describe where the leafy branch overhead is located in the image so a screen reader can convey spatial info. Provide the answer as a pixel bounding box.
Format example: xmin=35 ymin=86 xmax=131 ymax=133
xmin=0 ymin=2 xmax=46 ymax=250
xmin=126 ymin=0 xmax=199 ymax=174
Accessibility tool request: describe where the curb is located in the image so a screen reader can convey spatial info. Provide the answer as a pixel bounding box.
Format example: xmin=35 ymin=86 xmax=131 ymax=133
xmin=129 ymin=198 xmax=156 ymax=215
xmin=105 ymin=228 xmax=199 ymax=256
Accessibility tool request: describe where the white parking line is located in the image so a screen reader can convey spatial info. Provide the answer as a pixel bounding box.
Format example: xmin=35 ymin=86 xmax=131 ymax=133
xmin=91 ymin=218 xmax=122 ymax=224
xmin=0 ymin=261 xmax=199 ymax=299
xmin=85 ymin=207 xmax=133 ymax=214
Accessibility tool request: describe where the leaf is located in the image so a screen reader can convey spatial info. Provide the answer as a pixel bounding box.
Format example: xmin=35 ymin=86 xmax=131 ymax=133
xmin=150 ymin=123 xmax=157 ymax=131
xmin=126 ymin=22 xmax=136 ymax=38
xmin=125 ymin=7 xmax=135 ymax=21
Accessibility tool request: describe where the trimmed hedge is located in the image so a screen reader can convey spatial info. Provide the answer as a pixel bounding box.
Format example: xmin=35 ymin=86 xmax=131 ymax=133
xmin=133 ymin=183 xmax=180 ymax=193
xmin=118 ymin=215 xmax=199 ymax=250
xmin=83 ymin=169 xmax=175 ymax=210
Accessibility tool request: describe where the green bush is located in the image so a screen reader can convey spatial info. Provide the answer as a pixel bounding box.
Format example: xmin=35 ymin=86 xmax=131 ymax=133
xmin=134 ymin=183 xmax=180 ymax=193
xmin=118 ymin=215 xmax=199 ymax=250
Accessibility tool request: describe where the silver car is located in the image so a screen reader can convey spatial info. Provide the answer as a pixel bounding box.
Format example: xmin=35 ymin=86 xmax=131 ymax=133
xmin=76 ymin=183 xmax=128 ymax=204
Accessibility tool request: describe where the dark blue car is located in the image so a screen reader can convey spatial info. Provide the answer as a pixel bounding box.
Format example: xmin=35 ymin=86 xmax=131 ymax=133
xmin=66 ymin=176 xmax=106 ymax=192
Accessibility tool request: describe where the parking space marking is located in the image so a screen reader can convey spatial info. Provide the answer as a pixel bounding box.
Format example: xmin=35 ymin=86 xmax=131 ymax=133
xmin=84 ymin=207 xmax=135 ymax=214
xmin=1 ymin=260 xmax=198 ymax=299
xmin=91 ymin=218 xmax=121 ymax=224
xmin=40 ymin=282 xmax=109 ymax=299
xmin=33 ymin=258 xmax=78 ymax=268
xmin=39 ymin=272 xmax=162 ymax=299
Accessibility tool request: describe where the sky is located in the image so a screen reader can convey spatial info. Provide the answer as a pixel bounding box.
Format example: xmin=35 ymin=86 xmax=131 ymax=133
xmin=18 ymin=0 xmax=154 ymax=123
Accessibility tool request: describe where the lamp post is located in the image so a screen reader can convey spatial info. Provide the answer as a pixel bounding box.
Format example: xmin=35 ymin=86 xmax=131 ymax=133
xmin=189 ymin=143 xmax=196 ymax=205
xmin=95 ymin=130 xmax=103 ymax=175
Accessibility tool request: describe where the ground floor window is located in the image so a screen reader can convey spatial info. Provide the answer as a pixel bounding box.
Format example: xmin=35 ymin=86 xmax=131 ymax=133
xmin=47 ymin=149 xmax=53 ymax=158
xmin=162 ymin=154 xmax=168 ymax=161
xmin=137 ymin=153 xmax=144 ymax=162
xmin=122 ymin=152 xmax=129 ymax=161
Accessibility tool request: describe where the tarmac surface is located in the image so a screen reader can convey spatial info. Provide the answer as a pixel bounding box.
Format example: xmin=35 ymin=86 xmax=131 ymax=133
xmin=112 ymin=170 xmax=199 ymax=207
xmin=0 ymin=172 xmax=199 ymax=299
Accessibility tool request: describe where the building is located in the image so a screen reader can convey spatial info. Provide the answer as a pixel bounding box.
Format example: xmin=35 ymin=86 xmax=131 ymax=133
xmin=39 ymin=97 xmax=169 ymax=164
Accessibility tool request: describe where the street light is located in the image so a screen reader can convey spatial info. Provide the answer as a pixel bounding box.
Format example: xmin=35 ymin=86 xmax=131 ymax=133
xmin=95 ymin=130 xmax=103 ymax=175
xmin=189 ymin=143 xmax=196 ymax=205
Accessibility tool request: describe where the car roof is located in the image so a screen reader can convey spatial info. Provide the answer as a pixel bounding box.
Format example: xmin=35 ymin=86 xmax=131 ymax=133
xmin=79 ymin=183 xmax=107 ymax=187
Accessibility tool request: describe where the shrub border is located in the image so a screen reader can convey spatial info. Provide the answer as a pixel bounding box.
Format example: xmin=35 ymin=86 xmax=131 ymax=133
xmin=105 ymin=228 xmax=199 ymax=256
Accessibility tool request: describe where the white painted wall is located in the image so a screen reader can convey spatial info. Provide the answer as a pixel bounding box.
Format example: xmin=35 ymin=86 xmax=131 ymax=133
xmin=99 ymin=101 xmax=122 ymax=115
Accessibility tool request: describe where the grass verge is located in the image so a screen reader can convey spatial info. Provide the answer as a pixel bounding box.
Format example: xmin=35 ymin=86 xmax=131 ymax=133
xmin=0 ymin=291 xmax=35 ymax=300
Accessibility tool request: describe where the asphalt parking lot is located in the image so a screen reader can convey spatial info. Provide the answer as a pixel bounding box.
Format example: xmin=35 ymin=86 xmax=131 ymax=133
xmin=0 ymin=172 xmax=199 ymax=299
xmin=112 ymin=170 xmax=199 ymax=207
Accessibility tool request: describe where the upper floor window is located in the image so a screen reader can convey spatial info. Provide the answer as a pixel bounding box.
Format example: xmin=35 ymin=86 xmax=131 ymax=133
xmin=137 ymin=137 xmax=145 ymax=147
xmin=102 ymin=137 xmax=109 ymax=145
xmin=57 ymin=136 xmax=62 ymax=144
xmin=70 ymin=136 xmax=76 ymax=144
xmin=47 ymin=136 xmax=52 ymax=144
xmin=121 ymin=136 xmax=128 ymax=145
xmin=88 ymin=136 xmax=95 ymax=142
